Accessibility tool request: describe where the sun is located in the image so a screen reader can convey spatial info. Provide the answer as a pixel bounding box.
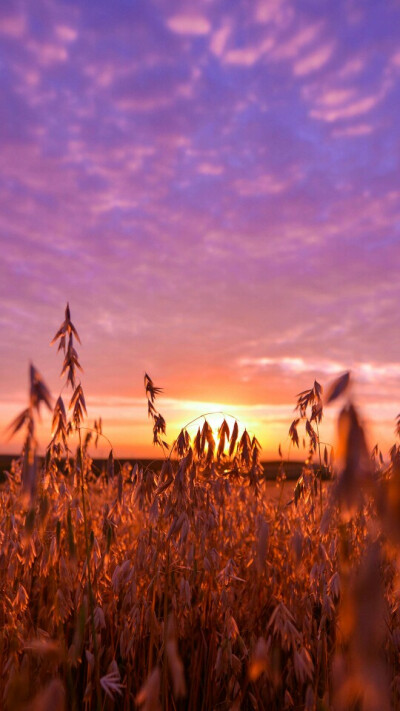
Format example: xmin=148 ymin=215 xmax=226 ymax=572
xmin=177 ymin=412 xmax=250 ymax=459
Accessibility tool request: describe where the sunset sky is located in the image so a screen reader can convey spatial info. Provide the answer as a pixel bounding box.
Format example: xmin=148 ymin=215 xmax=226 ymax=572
xmin=1 ymin=0 xmax=400 ymax=458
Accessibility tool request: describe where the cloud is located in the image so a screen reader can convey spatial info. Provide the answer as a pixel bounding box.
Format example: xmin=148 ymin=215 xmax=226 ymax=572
xmin=0 ymin=11 xmax=26 ymax=38
xmin=197 ymin=163 xmax=224 ymax=176
xmin=224 ymin=37 xmax=275 ymax=67
xmin=310 ymin=93 xmax=382 ymax=122
xmin=271 ymin=23 xmax=322 ymax=61
xmin=391 ymin=50 xmax=400 ymax=68
xmin=26 ymin=39 xmax=68 ymax=65
xmin=332 ymin=123 xmax=374 ymax=137
xmin=166 ymin=14 xmax=210 ymax=36
xmin=312 ymin=88 xmax=356 ymax=107
xmin=234 ymin=173 xmax=290 ymax=197
xmin=238 ymin=356 xmax=400 ymax=383
xmin=55 ymin=25 xmax=78 ymax=42
xmin=210 ymin=23 xmax=231 ymax=57
xmin=293 ymin=42 xmax=335 ymax=76
xmin=253 ymin=0 xmax=293 ymax=27
xmin=337 ymin=57 xmax=367 ymax=78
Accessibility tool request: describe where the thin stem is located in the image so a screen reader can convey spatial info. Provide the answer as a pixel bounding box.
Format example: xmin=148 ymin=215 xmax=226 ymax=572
xmin=316 ymin=422 xmax=323 ymax=516
xmin=77 ymin=426 xmax=123 ymax=475
xmin=78 ymin=428 xmax=102 ymax=711
xmin=162 ymin=542 xmax=170 ymax=710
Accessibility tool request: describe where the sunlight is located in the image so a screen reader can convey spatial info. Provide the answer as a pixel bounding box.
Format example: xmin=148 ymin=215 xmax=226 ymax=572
xmin=179 ymin=411 xmax=247 ymax=458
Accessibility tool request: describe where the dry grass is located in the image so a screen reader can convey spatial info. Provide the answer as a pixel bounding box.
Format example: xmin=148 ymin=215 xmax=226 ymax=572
xmin=2 ymin=305 xmax=400 ymax=710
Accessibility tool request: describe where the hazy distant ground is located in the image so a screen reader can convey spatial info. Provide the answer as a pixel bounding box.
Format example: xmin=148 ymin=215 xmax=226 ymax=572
xmin=0 ymin=454 xmax=308 ymax=481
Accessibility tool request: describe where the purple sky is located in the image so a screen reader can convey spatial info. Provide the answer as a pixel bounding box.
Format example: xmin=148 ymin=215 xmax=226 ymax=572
xmin=1 ymin=0 xmax=400 ymax=457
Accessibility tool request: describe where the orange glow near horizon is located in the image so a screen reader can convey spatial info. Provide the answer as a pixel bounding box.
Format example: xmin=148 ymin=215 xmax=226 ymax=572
xmin=1 ymin=383 xmax=397 ymax=463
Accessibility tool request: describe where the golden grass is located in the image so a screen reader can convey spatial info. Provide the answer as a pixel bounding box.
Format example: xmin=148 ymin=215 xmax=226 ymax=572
xmin=2 ymin=305 xmax=400 ymax=711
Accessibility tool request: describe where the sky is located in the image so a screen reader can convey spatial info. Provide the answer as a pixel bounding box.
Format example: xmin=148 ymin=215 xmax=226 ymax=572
xmin=1 ymin=0 xmax=400 ymax=459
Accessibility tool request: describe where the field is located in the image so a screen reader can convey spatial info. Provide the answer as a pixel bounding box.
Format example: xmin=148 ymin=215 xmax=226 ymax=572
xmin=0 ymin=457 xmax=309 ymax=483
xmin=1 ymin=307 xmax=400 ymax=711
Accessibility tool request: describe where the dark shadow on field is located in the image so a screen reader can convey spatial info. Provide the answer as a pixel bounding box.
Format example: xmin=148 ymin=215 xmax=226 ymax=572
xmin=0 ymin=455 xmax=320 ymax=482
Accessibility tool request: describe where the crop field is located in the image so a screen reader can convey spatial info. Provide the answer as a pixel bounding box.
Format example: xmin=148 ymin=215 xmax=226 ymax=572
xmin=1 ymin=306 xmax=400 ymax=711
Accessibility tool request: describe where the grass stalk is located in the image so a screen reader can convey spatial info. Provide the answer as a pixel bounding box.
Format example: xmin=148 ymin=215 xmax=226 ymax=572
xmin=78 ymin=428 xmax=102 ymax=711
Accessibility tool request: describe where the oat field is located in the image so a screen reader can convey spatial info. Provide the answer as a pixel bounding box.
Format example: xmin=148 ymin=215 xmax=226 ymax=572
xmin=2 ymin=306 xmax=400 ymax=711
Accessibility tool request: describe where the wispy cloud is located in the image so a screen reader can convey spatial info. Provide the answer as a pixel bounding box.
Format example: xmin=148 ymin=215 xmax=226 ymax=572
xmin=54 ymin=25 xmax=78 ymax=43
xmin=310 ymin=92 xmax=383 ymax=122
xmin=210 ymin=23 xmax=232 ymax=57
xmin=271 ymin=23 xmax=323 ymax=61
xmin=166 ymin=14 xmax=210 ymax=36
xmin=238 ymin=356 xmax=400 ymax=383
xmin=293 ymin=42 xmax=335 ymax=76
xmin=223 ymin=38 xmax=274 ymax=67
xmin=332 ymin=123 xmax=374 ymax=137
xmin=0 ymin=10 xmax=26 ymax=38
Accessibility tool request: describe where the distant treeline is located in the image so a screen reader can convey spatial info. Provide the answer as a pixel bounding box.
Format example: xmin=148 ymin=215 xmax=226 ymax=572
xmin=0 ymin=454 xmax=319 ymax=482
